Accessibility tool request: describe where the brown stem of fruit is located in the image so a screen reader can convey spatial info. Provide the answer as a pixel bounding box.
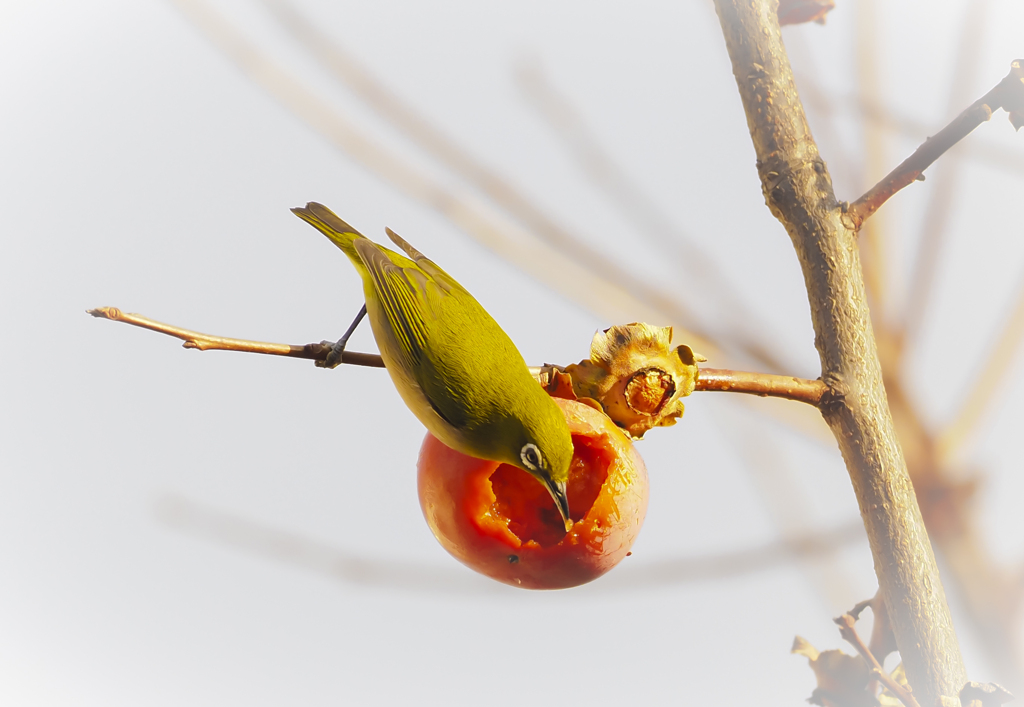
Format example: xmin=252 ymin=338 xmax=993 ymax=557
xmin=695 ymin=368 xmax=826 ymax=406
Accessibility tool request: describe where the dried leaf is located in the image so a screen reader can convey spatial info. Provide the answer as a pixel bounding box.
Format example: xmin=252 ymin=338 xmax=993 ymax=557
xmin=960 ymin=681 xmax=1014 ymax=707
xmin=563 ymin=323 xmax=701 ymax=439
xmin=793 ymin=636 xmax=877 ymax=707
xmin=542 ymin=367 xmax=579 ymax=401
xmin=793 ymin=635 xmax=822 ymax=661
xmin=778 ymin=0 xmax=836 ymax=26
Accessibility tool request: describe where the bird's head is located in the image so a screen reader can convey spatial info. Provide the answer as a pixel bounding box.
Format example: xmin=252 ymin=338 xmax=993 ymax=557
xmin=511 ymin=398 xmax=575 ymax=531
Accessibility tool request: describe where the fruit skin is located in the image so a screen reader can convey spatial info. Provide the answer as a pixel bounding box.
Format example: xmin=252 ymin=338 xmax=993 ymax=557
xmin=418 ymin=398 xmax=649 ymax=589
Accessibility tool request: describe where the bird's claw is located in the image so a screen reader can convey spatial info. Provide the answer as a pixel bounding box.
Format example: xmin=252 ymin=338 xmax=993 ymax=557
xmin=317 ymin=339 xmax=348 ymax=369
xmin=317 ymin=304 xmax=368 ymax=370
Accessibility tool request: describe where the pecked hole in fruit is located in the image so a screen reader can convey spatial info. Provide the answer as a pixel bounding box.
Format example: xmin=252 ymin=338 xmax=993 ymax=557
xmin=488 ymin=435 xmax=612 ymax=548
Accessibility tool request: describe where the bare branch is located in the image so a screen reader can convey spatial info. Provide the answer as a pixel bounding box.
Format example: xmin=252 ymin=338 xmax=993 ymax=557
xmin=847 ymin=58 xmax=1023 ymax=229
xmin=835 ymin=611 xmax=922 ymax=707
xmin=793 ymin=74 xmax=1024 ymax=177
xmin=713 ymin=1 xmax=966 ymax=703
xmin=87 ymin=307 xmax=385 ymax=368
xmin=695 ymin=368 xmax=826 ymax=406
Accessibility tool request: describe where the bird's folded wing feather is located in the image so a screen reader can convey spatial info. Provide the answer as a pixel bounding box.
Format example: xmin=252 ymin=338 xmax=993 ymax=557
xmin=353 ymin=238 xmax=469 ymax=429
xmin=385 ymin=227 xmax=467 ymax=296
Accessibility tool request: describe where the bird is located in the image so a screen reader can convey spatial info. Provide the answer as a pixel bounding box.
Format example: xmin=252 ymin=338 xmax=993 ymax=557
xmin=292 ymin=202 xmax=574 ymax=528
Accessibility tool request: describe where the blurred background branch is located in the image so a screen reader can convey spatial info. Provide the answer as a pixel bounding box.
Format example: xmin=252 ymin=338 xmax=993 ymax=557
xmin=8 ymin=0 xmax=1019 ymax=703
xmin=167 ymin=0 xmax=1024 ymax=690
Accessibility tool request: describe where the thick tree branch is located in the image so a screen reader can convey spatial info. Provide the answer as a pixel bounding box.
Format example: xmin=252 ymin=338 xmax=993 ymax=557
xmin=847 ymin=59 xmax=1024 ymax=229
xmin=713 ymin=1 xmax=966 ymax=704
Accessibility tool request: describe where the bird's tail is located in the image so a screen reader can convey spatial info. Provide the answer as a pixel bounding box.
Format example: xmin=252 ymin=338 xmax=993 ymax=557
xmin=291 ymin=202 xmax=365 ymax=262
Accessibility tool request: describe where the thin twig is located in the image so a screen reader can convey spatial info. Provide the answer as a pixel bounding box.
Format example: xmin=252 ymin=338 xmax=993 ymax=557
xmin=847 ymin=58 xmax=1023 ymax=229
xmin=793 ymin=74 xmax=1024 ymax=177
xmin=92 ymin=307 xmax=824 ymax=407
xmin=87 ymin=307 xmax=385 ymax=368
xmin=835 ymin=611 xmax=922 ymax=707
xmin=695 ymin=368 xmax=826 ymax=406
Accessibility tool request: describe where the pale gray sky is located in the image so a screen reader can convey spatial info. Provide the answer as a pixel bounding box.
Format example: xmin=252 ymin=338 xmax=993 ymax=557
xmin=2 ymin=1 xmax=1023 ymax=704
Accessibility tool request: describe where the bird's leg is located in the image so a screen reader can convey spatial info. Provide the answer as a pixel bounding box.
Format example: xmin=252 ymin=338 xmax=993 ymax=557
xmin=318 ymin=304 xmax=367 ymax=369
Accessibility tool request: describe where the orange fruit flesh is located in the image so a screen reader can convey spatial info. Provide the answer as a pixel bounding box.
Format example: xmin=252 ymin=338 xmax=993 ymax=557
xmin=487 ymin=435 xmax=611 ymax=548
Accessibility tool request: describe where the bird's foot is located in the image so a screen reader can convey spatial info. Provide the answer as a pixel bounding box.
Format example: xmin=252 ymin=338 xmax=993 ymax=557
xmin=316 ymin=304 xmax=368 ymax=370
xmin=317 ymin=338 xmax=349 ymax=369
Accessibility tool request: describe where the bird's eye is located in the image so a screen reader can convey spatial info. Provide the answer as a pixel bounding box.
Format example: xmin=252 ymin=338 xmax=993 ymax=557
xmin=520 ymin=443 xmax=542 ymax=471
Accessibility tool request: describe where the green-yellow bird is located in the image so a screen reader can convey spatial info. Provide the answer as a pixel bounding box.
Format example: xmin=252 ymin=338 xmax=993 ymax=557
xmin=292 ymin=202 xmax=574 ymax=526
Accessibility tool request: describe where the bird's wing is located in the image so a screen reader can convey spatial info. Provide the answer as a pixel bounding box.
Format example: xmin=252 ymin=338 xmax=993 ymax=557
xmin=384 ymin=227 xmax=468 ymax=296
xmin=353 ymin=238 xmax=469 ymax=429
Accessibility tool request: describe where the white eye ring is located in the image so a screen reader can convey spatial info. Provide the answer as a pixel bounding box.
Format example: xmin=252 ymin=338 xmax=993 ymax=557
xmin=520 ymin=443 xmax=543 ymax=472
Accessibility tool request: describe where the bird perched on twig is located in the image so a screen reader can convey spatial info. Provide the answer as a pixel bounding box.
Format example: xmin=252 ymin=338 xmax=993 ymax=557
xmin=292 ymin=202 xmax=574 ymax=528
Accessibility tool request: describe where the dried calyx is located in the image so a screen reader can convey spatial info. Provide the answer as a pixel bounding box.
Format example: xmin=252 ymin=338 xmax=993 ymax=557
xmin=540 ymin=323 xmax=703 ymax=439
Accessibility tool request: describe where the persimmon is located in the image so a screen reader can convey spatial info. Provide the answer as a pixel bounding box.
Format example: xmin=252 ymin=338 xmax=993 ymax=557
xmin=418 ymin=398 xmax=649 ymax=589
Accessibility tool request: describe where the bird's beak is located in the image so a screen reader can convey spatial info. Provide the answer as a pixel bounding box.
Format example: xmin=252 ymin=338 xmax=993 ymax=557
xmin=542 ymin=477 xmax=572 ymax=532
